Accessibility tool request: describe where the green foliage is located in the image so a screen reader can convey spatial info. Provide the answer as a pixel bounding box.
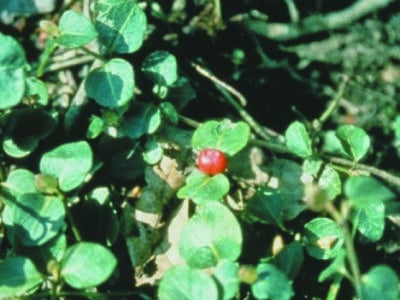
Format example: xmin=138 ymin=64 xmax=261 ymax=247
xmin=335 ymin=125 xmax=370 ymax=161
xmin=0 ymin=1 xmax=398 ymax=299
xmin=177 ymin=170 xmax=230 ymax=203
xmin=61 ymin=242 xmax=117 ymax=289
xmin=0 ymin=33 xmax=26 ymax=109
xmin=93 ymin=0 xmax=147 ymax=54
xmin=158 ymin=265 xmax=219 ymax=300
xmin=57 ymin=10 xmax=98 ymax=48
xmin=285 ymin=121 xmax=313 ymax=158
xmin=40 ymin=141 xmax=93 ymax=192
xmin=0 ymin=257 xmax=43 ymax=297
xmin=142 ymin=51 xmax=178 ymax=86
xmin=360 ymin=265 xmax=399 ymax=300
xmin=247 ymin=189 xmax=285 ymax=228
xmin=214 ymin=260 xmax=240 ymax=300
xmin=251 ymin=263 xmax=294 ymax=300
xmin=191 ymin=119 xmax=251 ymax=155
xmin=179 ymin=201 xmax=242 ymax=268
xmin=85 ymin=58 xmax=135 ymax=108
xmin=303 ymin=218 xmax=344 ymax=260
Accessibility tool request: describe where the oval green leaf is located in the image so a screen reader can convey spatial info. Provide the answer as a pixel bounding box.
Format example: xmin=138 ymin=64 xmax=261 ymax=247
xmin=271 ymin=242 xmax=304 ymax=280
xmin=25 ymin=77 xmax=49 ymax=105
xmin=335 ymin=125 xmax=370 ymax=161
xmin=85 ymin=58 xmax=134 ymax=108
xmin=61 ymin=242 xmax=117 ymax=289
xmin=344 ymin=176 xmax=395 ymax=204
xmin=247 ymin=189 xmax=284 ymax=228
xmin=13 ymin=194 xmax=66 ymax=246
xmin=360 ymin=265 xmax=399 ymax=300
xmin=57 ymin=10 xmax=98 ymax=48
xmin=3 ymin=108 xmax=57 ymax=158
xmin=177 ymin=170 xmax=230 ymax=204
xmin=158 ymin=265 xmax=218 ymax=300
xmin=302 ymin=159 xmax=341 ymax=201
xmin=285 ymin=121 xmax=312 ymax=158
xmin=192 ymin=120 xmax=250 ymax=156
xmin=143 ymin=137 xmax=163 ymax=164
xmin=0 ymin=257 xmax=43 ymax=297
xmin=94 ymin=0 xmax=147 ymax=53
xmin=179 ymin=201 xmax=242 ymax=268
xmin=142 ymin=51 xmax=178 ymax=86
xmin=251 ymin=263 xmax=294 ymax=300
xmin=0 ymin=33 xmax=26 ymax=109
xmin=214 ymin=260 xmax=240 ymax=300
xmin=39 ymin=141 xmax=93 ymax=192
xmin=350 ymin=198 xmax=385 ymax=242
xmin=303 ymin=217 xmax=344 ymax=260
xmin=122 ymin=102 xmax=161 ymax=139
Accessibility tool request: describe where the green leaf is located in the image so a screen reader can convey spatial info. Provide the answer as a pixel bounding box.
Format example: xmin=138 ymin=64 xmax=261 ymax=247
xmin=247 ymin=189 xmax=284 ymax=228
xmin=177 ymin=170 xmax=230 ymax=204
xmin=350 ymin=198 xmax=385 ymax=242
xmin=213 ymin=260 xmax=240 ymax=300
xmin=61 ymin=242 xmax=117 ymax=289
xmin=335 ymin=125 xmax=370 ymax=161
xmin=360 ymin=265 xmax=399 ymax=300
xmin=0 ymin=0 xmax=55 ymax=23
xmin=142 ymin=51 xmax=178 ymax=86
xmin=318 ymin=249 xmax=347 ymax=282
xmin=122 ymin=102 xmax=161 ymax=139
xmin=143 ymin=137 xmax=163 ymax=164
xmin=85 ymin=58 xmax=134 ymax=108
xmin=3 ymin=108 xmax=57 ymax=158
xmin=25 ymin=77 xmax=49 ymax=105
xmin=192 ymin=120 xmax=250 ymax=156
xmin=94 ymin=0 xmax=147 ymax=53
xmin=268 ymin=159 xmax=306 ymax=220
xmin=285 ymin=121 xmax=312 ymax=158
xmin=160 ymin=101 xmax=179 ymax=124
xmin=40 ymin=141 xmax=93 ymax=192
xmin=303 ymin=217 xmax=344 ymax=260
xmin=271 ymin=242 xmax=304 ymax=280
xmin=57 ymin=10 xmax=98 ymax=48
xmin=0 ymin=33 xmax=26 ymax=109
xmin=302 ymin=159 xmax=341 ymax=201
xmin=251 ymin=263 xmax=294 ymax=300
xmin=19 ymin=234 xmax=67 ymax=274
xmin=158 ymin=265 xmax=218 ymax=300
xmin=344 ymin=176 xmax=395 ymax=203
xmin=12 ymin=194 xmax=65 ymax=246
xmin=179 ymin=202 xmax=242 ymax=269
xmin=0 ymin=257 xmax=43 ymax=297
xmin=4 ymin=169 xmax=37 ymax=200
xmin=87 ymin=115 xmax=105 ymax=139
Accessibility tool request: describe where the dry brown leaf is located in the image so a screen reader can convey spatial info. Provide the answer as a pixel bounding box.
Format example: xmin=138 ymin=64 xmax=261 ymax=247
xmin=135 ymin=199 xmax=189 ymax=286
xmin=135 ymin=155 xmax=186 ymax=214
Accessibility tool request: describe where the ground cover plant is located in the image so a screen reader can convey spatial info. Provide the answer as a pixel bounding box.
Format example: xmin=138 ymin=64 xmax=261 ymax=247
xmin=0 ymin=0 xmax=399 ymax=299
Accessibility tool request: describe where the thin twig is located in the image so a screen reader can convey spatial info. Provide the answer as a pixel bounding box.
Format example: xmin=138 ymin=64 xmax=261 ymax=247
xmin=192 ymin=62 xmax=247 ymax=106
xmin=323 ymin=155 xmax=400 ymax=188
xmin=46 ymin=55 xmax=94 ymax=72
xmin=238 ymin=0 xmax=392 ymax=41
xmin=313 ymin=75 xmax=349 ymax=129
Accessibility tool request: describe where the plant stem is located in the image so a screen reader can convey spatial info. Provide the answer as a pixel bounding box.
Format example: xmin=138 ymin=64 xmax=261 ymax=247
xmin=315 ymin=75 xmax=348 ymax=128
xmin=323 ymin=155 xmax=400 ymax=187
xmin=80 ymin=46 xmax=105 ymax=61
xmin=192 ymin=63 xmax=283 ymax=141
xmin=324 ymin=202 xmax=362 ymax=296
xmin=192 ymin=62 xmax=247 ymax=106
xmin=241 ymin=0 xmax=392 ymax=41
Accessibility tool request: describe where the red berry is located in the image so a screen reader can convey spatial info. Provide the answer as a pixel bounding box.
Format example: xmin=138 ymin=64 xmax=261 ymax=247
xmin=197 ymin=149 xmax=227 ymax=175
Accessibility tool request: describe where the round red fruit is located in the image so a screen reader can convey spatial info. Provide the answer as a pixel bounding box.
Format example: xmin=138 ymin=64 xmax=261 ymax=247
xmin=197 ymin=149 xmax=227 ymax=175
